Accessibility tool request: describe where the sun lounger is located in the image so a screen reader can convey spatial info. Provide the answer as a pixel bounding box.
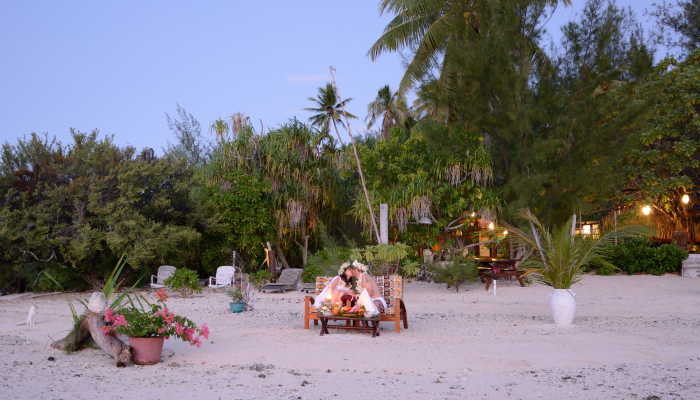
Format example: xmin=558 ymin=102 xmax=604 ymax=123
xmin=259 ymin=268 xmax=302 ymax=293
xmin=300 ymin=283 xmax=316 ymax=293
xmin=304 ymin=275 xmax=408 ymax=333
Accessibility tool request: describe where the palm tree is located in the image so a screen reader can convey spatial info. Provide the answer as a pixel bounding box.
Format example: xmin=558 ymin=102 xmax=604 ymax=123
xmin=367 ymin=0 xmax=572 ymax=96
xmin=304 ymin=83 xmax=357 ymax=146
xmin=503 ymin=208 xmax=656 ymax=289
xmin=366 ymin=85 xmax=409 ymax=139
xmin=209 ymin=118 xmax=229 ymax=142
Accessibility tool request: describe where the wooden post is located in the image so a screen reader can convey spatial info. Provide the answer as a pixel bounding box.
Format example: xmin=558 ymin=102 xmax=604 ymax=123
xmin=266 ymin=242 xmax=277 ymax=281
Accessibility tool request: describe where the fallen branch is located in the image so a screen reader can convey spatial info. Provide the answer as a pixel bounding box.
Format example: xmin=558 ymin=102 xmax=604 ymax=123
xmin=51 ymin=292 xmax=132 ymax=367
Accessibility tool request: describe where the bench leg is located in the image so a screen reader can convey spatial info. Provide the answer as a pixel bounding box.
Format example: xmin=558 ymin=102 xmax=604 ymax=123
xmin=401 ymin=300 xmax=408 ymax=329
xmin=304 ymin=296 xmax=310 ymax=329
xmin=395 ymin=312 xmax=400 ymax=333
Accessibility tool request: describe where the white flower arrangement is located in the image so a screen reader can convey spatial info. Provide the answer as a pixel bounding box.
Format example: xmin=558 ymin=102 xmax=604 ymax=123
xmin=337 ymin=260 xmax=368 ymax=276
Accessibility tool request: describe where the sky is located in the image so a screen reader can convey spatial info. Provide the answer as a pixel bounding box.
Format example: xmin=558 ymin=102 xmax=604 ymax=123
xmin=0 ymin=0 xmax=661 ymax=152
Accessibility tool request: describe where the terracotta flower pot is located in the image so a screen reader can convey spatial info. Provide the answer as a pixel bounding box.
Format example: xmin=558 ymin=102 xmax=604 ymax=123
xmin=129 ymin=336 xmax=165 ymax=365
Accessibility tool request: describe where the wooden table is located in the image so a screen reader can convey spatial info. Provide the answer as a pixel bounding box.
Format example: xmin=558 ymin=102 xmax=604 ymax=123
xmin=474 ymin=258 xmax=524 ymax=291
xmin=317 ymin=315 xmax=381 ymax=337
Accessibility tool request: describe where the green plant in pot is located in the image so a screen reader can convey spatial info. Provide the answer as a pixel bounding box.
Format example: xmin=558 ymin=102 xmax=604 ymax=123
xmin=102 ymin=289 xmax=208 ymax=365
xmin=503 ymin=208 xmax=656 ymax=326
xmin=226 ymin=284 xmax=245 ymax=313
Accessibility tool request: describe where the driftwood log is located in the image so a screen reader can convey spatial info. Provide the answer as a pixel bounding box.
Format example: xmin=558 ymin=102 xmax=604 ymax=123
xmin=51 ymin=292 xmax=133 ymax=367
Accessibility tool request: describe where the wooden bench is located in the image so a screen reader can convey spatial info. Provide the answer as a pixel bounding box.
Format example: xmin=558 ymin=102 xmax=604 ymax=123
xmin=304 ymin=275 xmax=408 ymax=333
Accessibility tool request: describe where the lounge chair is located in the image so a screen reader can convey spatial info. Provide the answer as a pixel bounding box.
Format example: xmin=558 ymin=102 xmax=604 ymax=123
xmin=151 ymin=266 xmax=176 ymax=289
xmin=304 ymin=275 xmax=408 ymax=333
xmin=300 ymin=283 xmax=316 ymax=293
xmin=208 ymin=266 xmax=236 ymax=289
xmin=259 ymin=268 xmax=302 ymax=293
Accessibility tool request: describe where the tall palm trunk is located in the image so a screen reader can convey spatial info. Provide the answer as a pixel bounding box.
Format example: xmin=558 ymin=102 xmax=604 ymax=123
xmin=330 ymin=67 xmax=381 ymax=244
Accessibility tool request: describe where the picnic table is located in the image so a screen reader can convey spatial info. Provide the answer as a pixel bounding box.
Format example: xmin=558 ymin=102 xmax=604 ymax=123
xmin=474 ymin=258 xmax=525 ymax=291
xmin=317 ymin=314 xmax=381 ymax=337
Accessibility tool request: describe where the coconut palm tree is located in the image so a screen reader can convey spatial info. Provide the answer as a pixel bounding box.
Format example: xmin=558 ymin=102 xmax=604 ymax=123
xmin=366 ymin=85 xmax=410 ymax=139
xmin=304 ymin=83 xmax=357 ymax=146
xmin=367 ymin=0 xmax=572 ymax=96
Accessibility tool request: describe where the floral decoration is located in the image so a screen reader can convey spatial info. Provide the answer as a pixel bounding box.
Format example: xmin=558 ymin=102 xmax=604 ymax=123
xmin=101 ymin=288 xmax=209 ymax=347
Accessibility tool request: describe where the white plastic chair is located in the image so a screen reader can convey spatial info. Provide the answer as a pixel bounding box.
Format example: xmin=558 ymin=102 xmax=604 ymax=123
xmin=151 ymin=266 xmax=176 ymax=289
xmin=208 ymin=266 xmax=236 ymax=289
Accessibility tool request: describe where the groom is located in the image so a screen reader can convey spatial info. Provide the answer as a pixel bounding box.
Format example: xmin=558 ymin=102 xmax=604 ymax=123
xmin=344 ymin=266 xmax=386 ymax=313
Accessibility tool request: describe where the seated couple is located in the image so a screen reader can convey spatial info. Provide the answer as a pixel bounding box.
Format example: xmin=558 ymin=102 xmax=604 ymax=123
xmin=313 ymin=261 xmax=386 ymax=316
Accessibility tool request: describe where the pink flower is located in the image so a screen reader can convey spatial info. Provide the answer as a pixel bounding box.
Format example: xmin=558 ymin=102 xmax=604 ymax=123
xmin=199 ymin=324 xmax=210 ymax=340
xmin=175 ymin=323 xmax=184 ymax=336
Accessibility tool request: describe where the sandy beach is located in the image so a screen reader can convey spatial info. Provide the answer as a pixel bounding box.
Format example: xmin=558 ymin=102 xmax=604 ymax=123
xmin=1 ymin=274 xmax=699 ymax=399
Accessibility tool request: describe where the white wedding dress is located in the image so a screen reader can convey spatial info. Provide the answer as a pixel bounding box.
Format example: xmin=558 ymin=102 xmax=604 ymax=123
xmin=313 ymin=276 xmax=346 ymax=308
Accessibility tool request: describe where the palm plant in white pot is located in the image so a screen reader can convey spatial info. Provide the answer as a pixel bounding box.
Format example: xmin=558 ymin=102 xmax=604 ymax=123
xmin=503 ymin=208 xmax=656 ymax=325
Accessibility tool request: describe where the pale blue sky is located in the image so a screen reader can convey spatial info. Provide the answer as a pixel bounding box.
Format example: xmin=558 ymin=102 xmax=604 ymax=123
xmin=0 ymin=1 xmax=660 ymax=151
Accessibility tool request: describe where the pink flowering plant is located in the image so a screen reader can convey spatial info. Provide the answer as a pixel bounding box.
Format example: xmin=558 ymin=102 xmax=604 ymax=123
xmin=101 ymin=289 xmax=209 ymax=347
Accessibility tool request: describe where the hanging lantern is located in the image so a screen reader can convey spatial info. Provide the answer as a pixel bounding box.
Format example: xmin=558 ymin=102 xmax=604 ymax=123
xmin=488 ymin=222 xmax=494 ymax=230
xmin=682 ymin=194 xmax=690 ymax=204
xmin=642 ymin=205 xmax=651 ymax=216
xmin=503 ymin=230 xmax=508 ymax=236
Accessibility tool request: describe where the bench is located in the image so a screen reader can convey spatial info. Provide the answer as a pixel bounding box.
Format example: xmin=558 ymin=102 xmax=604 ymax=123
xmin=304 ymin=275 xmax=408 ymax=333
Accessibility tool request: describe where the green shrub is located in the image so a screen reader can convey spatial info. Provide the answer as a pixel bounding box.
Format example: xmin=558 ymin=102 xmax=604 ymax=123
xmin=428 ymin=256 xmax=479 ymax=292
xmin=592 ymin=238 xmax=688 ymax=275
xmin=250 ymin=270 xmax=273 ymax=290
xmin=163 ymin=268 xmax=202 ymax=297
xmin=301 ymin=264 xmax=323 ymax=283
xmin=653 ymin=244 xmax=689 ymax=275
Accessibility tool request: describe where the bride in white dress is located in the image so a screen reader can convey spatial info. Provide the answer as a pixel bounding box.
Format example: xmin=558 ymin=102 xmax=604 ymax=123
xmin=313 ymin=275 xmax=351 ymax=307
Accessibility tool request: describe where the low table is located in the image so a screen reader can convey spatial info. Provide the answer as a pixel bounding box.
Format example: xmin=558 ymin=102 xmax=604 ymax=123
xmin=317 ymin=315 xmax=381 ymax=338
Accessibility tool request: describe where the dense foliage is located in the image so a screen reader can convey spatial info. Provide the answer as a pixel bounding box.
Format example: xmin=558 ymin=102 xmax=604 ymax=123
xmin=592 ymin=238 xmax=689 ymax=275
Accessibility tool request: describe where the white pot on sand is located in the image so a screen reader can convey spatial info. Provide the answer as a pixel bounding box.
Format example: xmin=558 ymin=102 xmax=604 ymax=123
xmin=549 ymin=289 xmax=576 ymax=325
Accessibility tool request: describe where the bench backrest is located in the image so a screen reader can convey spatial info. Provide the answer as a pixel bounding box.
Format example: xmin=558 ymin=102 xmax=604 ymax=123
xmin=313 ymin=275 xmax=403 ymax=315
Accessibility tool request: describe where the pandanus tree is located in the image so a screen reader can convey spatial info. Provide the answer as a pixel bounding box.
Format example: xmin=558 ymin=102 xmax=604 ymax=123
xmin=205 ymin=117 xmax=349 ymax=267
xmin=351 ymin=122 xmax=498 ymax=254
xmin=304 ymin=82 xmax=357 ymax=145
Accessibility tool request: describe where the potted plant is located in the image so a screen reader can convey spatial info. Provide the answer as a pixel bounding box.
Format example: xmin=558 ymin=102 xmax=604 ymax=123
xmin=504 ymin=208 xmax=655 ymax=326
xmin=226 ymin=285 xmax=245 ymax=313
xmin=101 ymin=289 xmax=209 ymax=365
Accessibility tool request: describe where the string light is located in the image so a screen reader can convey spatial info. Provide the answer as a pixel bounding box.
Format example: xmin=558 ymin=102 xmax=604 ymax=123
xmin=642 ymin=205 xmax=651 ymax=216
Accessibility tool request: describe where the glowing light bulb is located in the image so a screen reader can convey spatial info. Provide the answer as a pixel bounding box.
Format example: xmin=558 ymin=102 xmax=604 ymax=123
xmin=488 ymin=222 xmax=494 ymax=230
xmin=471 ymin=212 xmax=476 ymax=217
xmin=642 ymin=205 xmax=651 ymax=216
xmin=682 ymin=194 xmax=690 ymax=204
xmin=503 ymin=230 xmax=508 ymax=236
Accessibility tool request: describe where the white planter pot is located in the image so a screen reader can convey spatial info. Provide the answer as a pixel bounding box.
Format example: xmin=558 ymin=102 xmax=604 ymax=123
xmin=549 ymin=289 xmax=576 ymax=326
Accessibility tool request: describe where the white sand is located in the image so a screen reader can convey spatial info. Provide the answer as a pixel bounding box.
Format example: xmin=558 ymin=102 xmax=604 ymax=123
xmin=1 ymin=273 xmax=699 ymax=399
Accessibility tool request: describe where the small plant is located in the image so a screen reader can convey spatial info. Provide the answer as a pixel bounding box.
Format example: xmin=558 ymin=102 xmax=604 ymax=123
xmin=301 ymin=264 xmax=323 ymax=283
xmin=226 ymin=283 xmax=255 ymax=311
xmin=227 ymin=285 xmax=245 ymax=302
xmin=428 ymin=256 xmax=479 ymax=292
xmin=163 ymin=268 xmax=202 ymax=298
xmin=250 ymin=270 xmax=273 ymax=290
xmin=102 ymin=289 xmax=209 ymax=346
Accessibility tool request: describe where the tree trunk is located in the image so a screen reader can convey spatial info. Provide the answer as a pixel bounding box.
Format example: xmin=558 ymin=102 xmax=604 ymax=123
xmin=51 ymin=293 xmax=133 ymax=367
xmin=274 ymin=241 xmax=290 ymax=269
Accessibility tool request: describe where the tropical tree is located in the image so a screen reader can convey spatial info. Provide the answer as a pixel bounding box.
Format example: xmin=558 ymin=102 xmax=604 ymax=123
xmin=620 ymin=49 xmax=700 ymax=226
xmin=208 ymin=118 xmax=229 ymax=141
xmin=162 ymin=104 xmax=212 ymax=167
xmin=365 ymin=84 xmax=410 ymax=139
xmin=352 ymin=122 xmax=497 ymax=253
xmin=303 ymin=82 xmax=357 ymax=145
xmin=366 ymin=0 xmax=571 ymax=97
